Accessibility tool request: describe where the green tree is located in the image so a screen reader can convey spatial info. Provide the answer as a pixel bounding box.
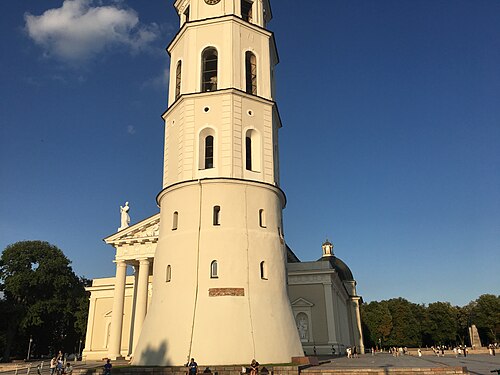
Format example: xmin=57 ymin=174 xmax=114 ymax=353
xmin=0 ymin=241 xmax=88 ymax=360
xmin=361 ymin=301 xmax=392 ymax=348
xmin=471 ymin=294 xmax=500 ymax=344
xmin=422 ymin=302 xmax=458 ymax=346
xmin=74 ymin=278 xmax=91 ymax=339
xmin=456 ymin=305 xmax=471 ymax=345
xmin=385 ymin=298 xmax=421 ymax=347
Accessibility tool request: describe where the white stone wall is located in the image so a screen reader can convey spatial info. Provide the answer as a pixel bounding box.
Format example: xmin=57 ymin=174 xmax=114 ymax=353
xmin=82 ymin=277 xmax=135 ymax=360
xmin=131 ymin=179 xmax=303 ymax=365
xmin=162 ymin=91 xmax=279 ymax=188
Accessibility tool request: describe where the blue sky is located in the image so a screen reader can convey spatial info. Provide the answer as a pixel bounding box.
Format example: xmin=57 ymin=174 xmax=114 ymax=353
xmin=1 ymin=0 xmax=498 ymax=307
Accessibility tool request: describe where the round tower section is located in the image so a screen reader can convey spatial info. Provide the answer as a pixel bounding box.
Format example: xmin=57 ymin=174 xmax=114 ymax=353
xmin=132 ymin=179 xmax=302 ymax=365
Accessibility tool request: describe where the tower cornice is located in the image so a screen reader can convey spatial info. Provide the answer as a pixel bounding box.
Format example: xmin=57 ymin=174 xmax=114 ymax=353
xmin=166 ymin=14 xmax=279 ymax=65
xmin=161 ymin=87 xmax=283 ymax=129
xmin=173 ymin=0 xmax=273 ymax=25
xmin=156 ymin=177 xmax=287 ymax=207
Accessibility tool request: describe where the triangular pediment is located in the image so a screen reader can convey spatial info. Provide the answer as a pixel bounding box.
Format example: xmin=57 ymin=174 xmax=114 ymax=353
xmin=291 ymin=297 xmax=314 ymax=307
xmin=104 ymin=212 xmax=160 ymax=245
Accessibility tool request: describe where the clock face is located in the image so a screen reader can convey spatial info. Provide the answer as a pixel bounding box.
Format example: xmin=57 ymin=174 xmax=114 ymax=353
xmin=204 ymin=0 xmax=221 ymax=4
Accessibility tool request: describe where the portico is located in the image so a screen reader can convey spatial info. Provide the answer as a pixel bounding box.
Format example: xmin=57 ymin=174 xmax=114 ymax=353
xmin=82 ymin=214 xmax=159 ymax=360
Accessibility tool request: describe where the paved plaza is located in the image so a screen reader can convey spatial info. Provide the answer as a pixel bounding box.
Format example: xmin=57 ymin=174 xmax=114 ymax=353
xmin=2 ymin=355 xmax=500 ymax=375
xmin=316 ymin=353 xmax=500 ymax=375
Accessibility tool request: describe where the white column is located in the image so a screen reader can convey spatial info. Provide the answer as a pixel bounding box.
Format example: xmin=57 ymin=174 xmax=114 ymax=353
xmin=127 ymin=264 xmax=139 ymax=357
xmin=132 ymin=258 xmax=150 ymax=354
xmin=256 ymin=0 xmax=263 ymax=25
xmin=334 ymin=292 xmax=343 ymax=343
xmin=81 ymin=295 xmax=96 ymax=359
xmin=353 ymin=298 xmax=364 ymax=353
xmin=323 ymin=282 xmax=337 ymax=344
xmin=108 ymin=260 xmax=127 ymax=359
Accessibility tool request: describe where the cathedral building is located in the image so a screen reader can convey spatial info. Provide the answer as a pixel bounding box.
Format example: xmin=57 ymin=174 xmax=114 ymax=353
xmin=82 ymin=0 xmax=363 ymax=365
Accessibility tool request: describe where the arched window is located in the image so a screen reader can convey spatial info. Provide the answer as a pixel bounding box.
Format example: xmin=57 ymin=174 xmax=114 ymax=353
xmin=210 ymin=260 xmax=218 ymax=278
xmin=244 ymin=129 xmax=261 ymax=172
xmin=202 ymin=47 xmax=218 ymax=92
xmin=259 ymin=209 xmax=266 ymax=228
xmin=245 ymin=51 xmax=257 ymax=95
xmin=260 ymin=261 xmax=267 ymax=280
xmin=175 ymin=61 xmax=182 ymax=100
xmin=199 ymin=128 xmax=216 ymax=170
xmin=241 ymin=0 xmax=253 ymax=22
xmin=213 ymin=205 xmax=221 ymax=226
xmin=166 ymin=265 xmax=172 ymax=282
xmin=245 ymin=136 xmax=252 ymax=170
xmin=205 ymin=135 xmax=214 ymax=169
xmin=172 ymin=211 xmax=178 ymax=230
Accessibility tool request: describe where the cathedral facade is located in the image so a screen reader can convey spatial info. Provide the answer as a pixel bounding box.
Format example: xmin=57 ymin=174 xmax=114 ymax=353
xmin=82 ymin=0 xmax=363 ymax=365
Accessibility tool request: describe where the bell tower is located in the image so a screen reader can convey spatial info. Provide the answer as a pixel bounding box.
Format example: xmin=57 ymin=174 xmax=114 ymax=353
xmin=132 ymin=0 xmax=303 ymax=365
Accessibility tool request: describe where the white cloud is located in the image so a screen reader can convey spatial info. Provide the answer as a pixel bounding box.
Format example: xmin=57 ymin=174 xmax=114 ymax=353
xmin=24 ymin=0 xmax=160 ymax=64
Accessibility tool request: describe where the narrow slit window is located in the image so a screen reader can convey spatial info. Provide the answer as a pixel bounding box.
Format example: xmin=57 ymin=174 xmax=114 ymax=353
xmin=172 ymin=211 xmax=178 ymax=230
xmin=210 ymin=260 xmax=218 ymax=278
xmin=245 ymin=136 xmax=252 ymax=170
xmin=259 ymin=209 xmax=266 ymax=228
xmin=244 ymin=129 xmax=260 ymax=172
xmin=245 ymin=51 xmax=257 ymax=95
xmin=241 ymin=0 xmax=253 ymax=23
xmin=175 ymin=61 xmax=182 ymax=100
xmin=260 ymin=261 xmax=267 ymax=280
xmin=202 ymin=48 xmax=218 ymax=92
xmin=213 ymin=205 xmax=221 ymax=226
xmin=184 ymin=6 xmax=190 ymax=22
xmin=166 ymin=265 xmax=171 ymax=282
xmin=205 ymin=135 xmax=214 ymax=169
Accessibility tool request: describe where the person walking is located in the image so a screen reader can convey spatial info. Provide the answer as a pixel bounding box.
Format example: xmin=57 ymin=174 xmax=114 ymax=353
xmin=50 ymin=357 xmax=57 ymax=375
xmin=56 ymin=358 xmax=63 ymax=375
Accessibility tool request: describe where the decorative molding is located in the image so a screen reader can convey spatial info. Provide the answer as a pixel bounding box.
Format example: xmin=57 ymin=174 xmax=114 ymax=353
xmin=291 ymin=297 xmax=314 ymax=307
xmin=105 ymin=213 xmax=160 ymax=246
xmin=288 ymin=273 xmax=331 ymax=285
xmin=288 ymin=269 xmax=337 ymax=277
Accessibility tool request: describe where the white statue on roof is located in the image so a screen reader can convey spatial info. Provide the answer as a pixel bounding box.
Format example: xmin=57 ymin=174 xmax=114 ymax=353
xmin=119 ymin=202 xmax=130 ymax=231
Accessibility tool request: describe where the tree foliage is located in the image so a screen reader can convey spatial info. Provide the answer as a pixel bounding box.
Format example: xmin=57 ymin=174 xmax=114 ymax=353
xmin=471 ymin=294 xmax=500 ymax=344
xmin=0 ymin=241 xmax=89 ymax=360
xmin=422 ymin=302 xmax=458 ymax=346
xmin=361 ymin=294 xmax=500 ymax=348
xmin=385 ymin=298 xmax=421 ymax=347
xmin=361 ymin=301 xmax=392 ymax=347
